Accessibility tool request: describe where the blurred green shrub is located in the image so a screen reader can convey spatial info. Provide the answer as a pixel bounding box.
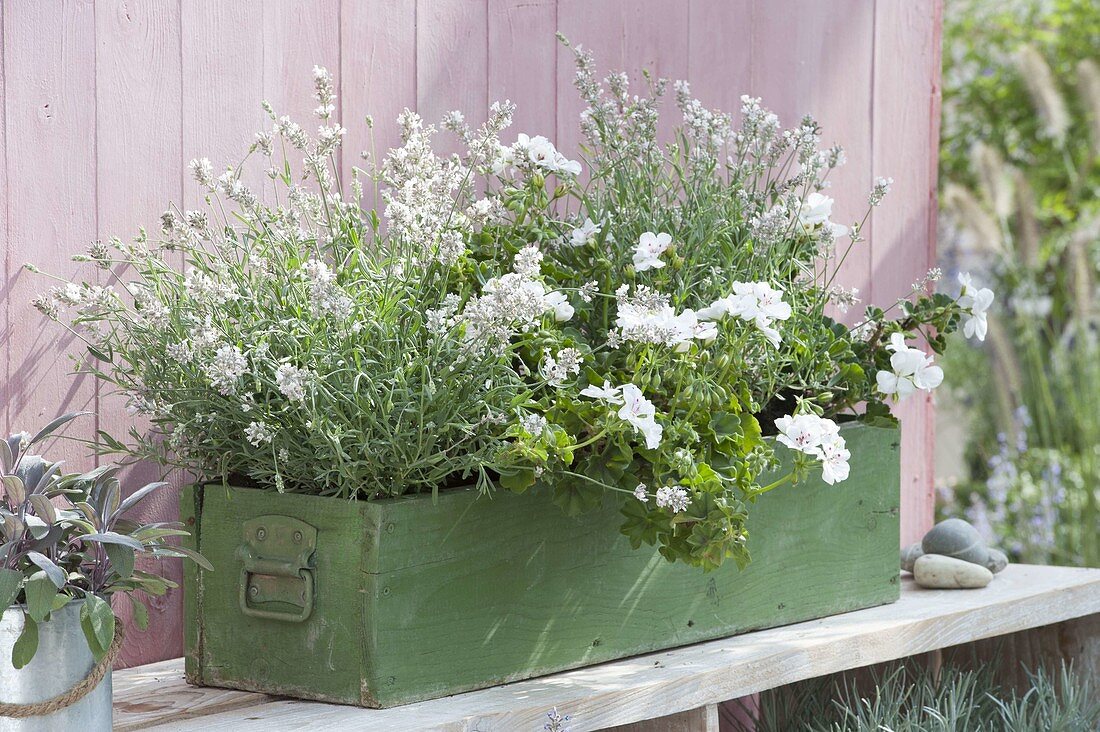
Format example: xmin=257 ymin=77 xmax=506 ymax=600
xmin=938 ymin=0 xmax=1100 ymax=566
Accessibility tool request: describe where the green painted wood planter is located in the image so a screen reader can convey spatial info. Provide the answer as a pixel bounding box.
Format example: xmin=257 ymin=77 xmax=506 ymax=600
xmin=182 ymin=423 xmax=900 ymax=708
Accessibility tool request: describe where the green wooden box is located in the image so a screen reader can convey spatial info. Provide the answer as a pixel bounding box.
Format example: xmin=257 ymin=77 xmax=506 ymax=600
xmin=182 ymin=423 xmax=900 ymax=708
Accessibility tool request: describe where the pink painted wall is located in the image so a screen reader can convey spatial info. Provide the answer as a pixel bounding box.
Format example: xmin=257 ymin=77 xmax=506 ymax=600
xmin=0 ymin=0 xmax=943 ymax=668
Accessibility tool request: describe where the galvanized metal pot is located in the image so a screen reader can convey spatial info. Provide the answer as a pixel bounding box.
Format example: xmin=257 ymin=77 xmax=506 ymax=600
xmin=0 ymin=602 xmax=112 ymax=731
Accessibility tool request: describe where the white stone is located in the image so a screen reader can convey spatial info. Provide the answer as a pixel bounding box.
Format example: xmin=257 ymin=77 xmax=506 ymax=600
xmin=913 ymin=553 xmax=994 ymax=590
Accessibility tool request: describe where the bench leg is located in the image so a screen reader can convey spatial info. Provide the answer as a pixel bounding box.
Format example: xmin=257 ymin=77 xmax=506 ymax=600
xmin=602 ymin=703 xmax=719 ymax=732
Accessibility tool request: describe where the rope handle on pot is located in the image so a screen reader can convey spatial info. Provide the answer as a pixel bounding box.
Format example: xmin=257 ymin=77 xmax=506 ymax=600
xmin=0 ymin=624 xmax=125 ymax=718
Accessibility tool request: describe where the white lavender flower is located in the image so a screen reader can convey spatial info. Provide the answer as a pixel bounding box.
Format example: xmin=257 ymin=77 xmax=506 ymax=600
xmin=205 ymin=345 xmax=248 ymax=396
xmin=245 ymin=421 xmax=274 ymax=447
xmin=302 ymin=258 xmax=354 ymax=320
xmin=189 ymin=157 xmax=215 ymax=188
xmin=313 ymin=65 xmax=336 ymax=120
xmin=275 ymin=364 xmax=310 ymax=403
xmin=541 ymin=348 xmax=583 ymax=386
xmin=655 ymin=485 xmax=690 ymax=513
xmin=519 ymin=413 xmax=548 ymax=436
xmin=868 ymin=176 xmax=893 ymax=207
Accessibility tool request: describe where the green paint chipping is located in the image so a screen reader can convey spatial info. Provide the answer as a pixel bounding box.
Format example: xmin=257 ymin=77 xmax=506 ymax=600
xmin=183 ymin=424 xmax=900 ymax=708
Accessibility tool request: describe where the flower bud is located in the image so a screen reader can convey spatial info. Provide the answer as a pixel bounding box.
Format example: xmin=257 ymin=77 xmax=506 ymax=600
xmin=531 ymin=172 xmax=545 ymax=188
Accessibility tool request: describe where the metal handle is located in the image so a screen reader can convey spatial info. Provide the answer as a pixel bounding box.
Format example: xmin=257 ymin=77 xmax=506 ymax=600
xmin=237 ymin=515 xmax=317 ymax=623
xmin=239 ymin=567 xmax=314 ymax=622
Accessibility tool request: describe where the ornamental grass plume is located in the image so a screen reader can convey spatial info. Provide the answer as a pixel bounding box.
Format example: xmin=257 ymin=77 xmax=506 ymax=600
xmin=969 ymin=141 xmax=1015 ymax=221
xmin=1076 ymin=58 xmax=1100 ymax=157
xmin=943 ymin=182 xmax=1005 ymax=255
xmin=1011 ymin=168 xmax=1041 ymax=269
xmin=1016 ymin=44 xmax=1070 ymax=146
xmin=32 ymin=46 xmax=987 ymax=571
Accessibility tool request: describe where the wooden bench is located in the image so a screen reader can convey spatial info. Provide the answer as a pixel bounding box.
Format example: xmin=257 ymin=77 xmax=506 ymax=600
xmin=113 ymin=564 xmax=1100 ymax=731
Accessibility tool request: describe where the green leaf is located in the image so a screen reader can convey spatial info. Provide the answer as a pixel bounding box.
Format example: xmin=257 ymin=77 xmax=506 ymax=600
xmin=82 ymin=532 xmax=144 ymax=551
xmin=23 ymin=571 xmax=58 ymax=622
xmin=157 ymin=545 xmax=214 ymax=572
xmin=710 ymin=412 xmax=742 ymax=442
xmin=80 ymin=594 xmax=115 ymax=657
xmin=497 ymin=466 xmax=536 ymax=493
xmin=11 ymin=615 xmax=39 ymax=669
xmin=105 ymin=543 xmax=136 ymax=579
xmin=0 ymin=568 xmax=22 ymax=612
xmin=28 ymin=412 xmax=90 ymax=447
xmin=26 ymin=551 xmax=66 ymax=588
xmin=128 ymin=594 xmax=149 ymax=631
xmin=87 ymin=344 xmax=113 ymax=362
xmin=551 ymin=479 xmax=603 ymax=516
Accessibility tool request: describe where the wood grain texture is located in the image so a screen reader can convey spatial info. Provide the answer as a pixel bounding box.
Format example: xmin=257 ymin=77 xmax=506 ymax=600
xmin=752 ymin=0 xmax=875 ymax=310
xmin=872 ymin=0 xmax=944 ymax=546
xmin=488 ymin=0 xmax=557 ymax=139
xmin=113 ymin=659 xmax=276 ymax=732
xmin=115 ymin=565 xmax=1100 ymax=731
xmin=416 ymin=0 xmax=488 ymax=154
xmin=93 ymin=0 xmax=185 ymax=668
xmin=184 ymin=425 xmax=899 ymax=708
xmin=340 ymin=0 xmax=416 ymax=209
xmin=607 ymin=704 xmax=719 ymax=732
xmin=1 ymin=0 xmax=98 ymax=466
xmin=181 ymin=1 xmax=266 ymax=203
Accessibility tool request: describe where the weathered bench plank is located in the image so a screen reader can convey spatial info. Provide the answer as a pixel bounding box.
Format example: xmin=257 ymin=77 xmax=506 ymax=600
xmin=114 ymin=565 xmax=1100 ymax=731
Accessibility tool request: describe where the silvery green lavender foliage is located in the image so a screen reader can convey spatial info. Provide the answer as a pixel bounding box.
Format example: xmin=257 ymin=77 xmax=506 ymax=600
xmin=731 ymin=660 xmax=1099 ymax=732
xmin=0 ymin=413 xmax=210 ymax=668
xmin=32 ymin=45 xmax=985 ymax=570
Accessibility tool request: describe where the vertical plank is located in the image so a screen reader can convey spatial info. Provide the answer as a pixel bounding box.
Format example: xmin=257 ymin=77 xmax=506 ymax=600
xmin=263 ymin=0 xmax=341 ymax=124
xmin=417 ymin=0 xmax=489 ymax=154
xmin=687 ymin=0 xmax=753 ymax=114
xmin=94 ymin=0 xmax=184 ymax=668
xmin=556 ymin=0 xmax=625 ymax=157
xmin=608 ymin=704 xmax=720 ymax=732
xmin=1 ymin=0 xmax=98 ymax=465
xmin=751 ymin=0 xmax=875 ymax=314
xmin=340 ymin=0 xmax=416 ymax=209
xmin=263 ymin=0 xmax=341 ymax=191
xmin=487 ymin=0 xmax=557 ymax=139
xmin=181 ymin=2 xmax=265 ymax=205
xmin=871 ymin=0 xmax=943 ymax=545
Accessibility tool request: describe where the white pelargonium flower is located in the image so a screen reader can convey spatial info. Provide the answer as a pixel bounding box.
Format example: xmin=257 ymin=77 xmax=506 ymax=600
xmin=876 ymin=333 xmax=944 ymax=399
xmin=580 ymin=380 xmax=624 ymax=404
xmin=817 ymin=433 xmax=851 ymax=485
xmin=699 ymin=281 xmax=791 ymax=347
xmin=956 ymin=272 xmax=994 ymax=342
xmin=542 ymin=291 xmax=574 ymax=322
xmin=632 ymin=232 xmax=672 ymax=272
xmin=614 ymin=286 xmax=716 ymax=351
xmin=570 ymin=218 xmax=601 ymax=247
xmin=798 ymin=192 xmax=847 ymax=237
xmin=775 ymin=413 xmax=839 ymax=453
xmin=798 ymin=192 xmax=834 ymax=227
xmin=516 ymin=133 xmax=582 ymax=176
xmin=617 ymin=384 xmax=663 ymax=449
xmin=774 ymin=413 xmax=850 ymax=485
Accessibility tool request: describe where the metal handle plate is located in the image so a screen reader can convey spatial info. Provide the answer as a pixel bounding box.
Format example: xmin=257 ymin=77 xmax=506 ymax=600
xmin=237 ymin=515 xmax=317 ymax=622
